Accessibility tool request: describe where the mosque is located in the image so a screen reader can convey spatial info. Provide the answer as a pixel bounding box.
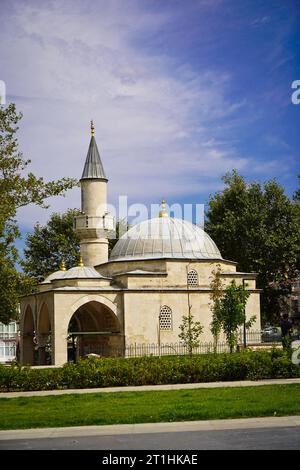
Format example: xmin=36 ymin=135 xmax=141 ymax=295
xmin=20 ymin=123 xmax=261 ymax=365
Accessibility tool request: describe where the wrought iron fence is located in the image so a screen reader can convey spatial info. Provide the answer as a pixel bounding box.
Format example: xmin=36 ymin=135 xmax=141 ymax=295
xmin=81 ymin=330 xmax=284 ymax=359
xmin=238 ymin=329 xmax=266 ymax=344
xmin=82 ymin=341 xmax=231 ymax=358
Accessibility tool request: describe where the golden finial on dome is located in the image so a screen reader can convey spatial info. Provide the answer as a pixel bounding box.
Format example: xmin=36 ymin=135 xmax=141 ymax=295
xmin=78 ymin=255 xmax=84 ymax=267
xmin=91 ymin=120 xmax=95 ymax=137
xmin=159 ymin=198 xmax=168 ymax=218
xmin=59 ymin=260 xmax=66 ymax=271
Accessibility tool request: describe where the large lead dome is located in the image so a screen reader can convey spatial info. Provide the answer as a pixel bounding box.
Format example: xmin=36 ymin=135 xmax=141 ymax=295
xmin=110 ymin=217 xmax=222 ymax=261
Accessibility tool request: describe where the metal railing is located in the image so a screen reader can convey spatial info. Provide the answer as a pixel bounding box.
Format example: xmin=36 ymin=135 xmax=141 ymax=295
xmin=81 ymin=341 xmax=231 ymax=358
xmin=238 ymin=329 xmax=266 ymax=344
xmin=80 ymin=330 xmax=287 ymax=359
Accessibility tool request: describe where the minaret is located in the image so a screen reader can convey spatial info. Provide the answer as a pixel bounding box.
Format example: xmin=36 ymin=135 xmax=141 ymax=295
xmin=74 ymin=121 xmax=114 ymax=266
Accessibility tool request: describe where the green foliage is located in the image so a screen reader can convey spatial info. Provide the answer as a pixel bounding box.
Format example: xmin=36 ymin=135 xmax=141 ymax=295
xmin=0 ymin=268 xmax=37 ymax=323
xmin=293 ymin=174 xmax=300 ymax=202
xmin=0 ymin=103 xmax=77 ymax=321
xmin=0 ymin=104 xmax=77 ymax=219
xmin=21 ymin=212 xmax=129 ymax=281
xmin=217 ymin=280 xmax=251 ymax=352
xmin=206 ymin=170 xmax=300 ymax=324
xmin=1 ymin=350 xmax=299 ymax=392
xmin=0 ymin=363 xmax=63 ymax=391
xmin=108 ymin=219 xmax=131 ymax=255
xmin=22 ymin=209 xmax=81 ymax=281
xmin=178 ymin=315 xmax=203 ymax=354
xmin=209 ymin=264 xmax=224 ymax=351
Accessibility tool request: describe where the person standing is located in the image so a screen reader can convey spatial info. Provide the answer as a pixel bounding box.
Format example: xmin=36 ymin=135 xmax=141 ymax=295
xmin=280 ymin=313 xmax=293 ymax=349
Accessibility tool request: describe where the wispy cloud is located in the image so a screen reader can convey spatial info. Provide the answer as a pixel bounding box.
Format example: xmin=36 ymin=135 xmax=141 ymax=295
xmin=251 ymin=16 xmax=271 ymax=27
xmin=1 ymin=0 xmax=298 ymax=229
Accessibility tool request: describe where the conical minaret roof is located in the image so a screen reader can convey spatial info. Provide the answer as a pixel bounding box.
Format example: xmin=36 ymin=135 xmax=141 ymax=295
xmin=81 ymin=121 xmax=108 ymax=181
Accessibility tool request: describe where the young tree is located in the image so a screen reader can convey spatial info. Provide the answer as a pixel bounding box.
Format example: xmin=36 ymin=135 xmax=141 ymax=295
xmin=0 ymin=103 xmax=77 ymax=322
xmin=217 ymin=280 xmax=253 ymax=353
xmin=206 ymin=170 xmax=300 ymax=325
xmin=178 ymin=314 xmax=203 ymax=354
xmin=209 ymin=265 xmax=224 ymax=352
xmin=179 ymin=271 xmax=203 ymax=354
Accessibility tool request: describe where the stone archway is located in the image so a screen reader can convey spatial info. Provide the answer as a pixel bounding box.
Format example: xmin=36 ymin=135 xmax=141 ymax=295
xmin=37 ymin=303 xmax=52 ymax=365
xmin=21 ymin=305 xmax=35 ymax=365
xmin=67 ymin=301 xmax=123 ymax=360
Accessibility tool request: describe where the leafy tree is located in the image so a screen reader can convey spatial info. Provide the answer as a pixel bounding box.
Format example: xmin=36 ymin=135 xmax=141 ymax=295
xmin=209 ymin=264 xmax=224 ymax=352
xmin=217 ymin=280 xmax=252 ymax=353
xmin=108 ymin=218 xmax=129 ymax=255
xmin=0 ymin=103 xmax=77 ymax=322
xmin=22 ymin=211 xmax=129 ymax=281
xmin=206 ymin=170 xmax=300 ymax=325
xmin=0 ymin=268 xmax=38 ymax=324
xmin=294 ymin=174 xmax=300 ymax=202
xmin=22 ymin=209 xmax=81 ymax=282
xmin=0 ymin=104 xmax=76 ymax=221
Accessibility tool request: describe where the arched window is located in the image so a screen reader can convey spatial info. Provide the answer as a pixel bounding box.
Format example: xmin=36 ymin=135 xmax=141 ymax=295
xmin=187 ymin=269 xmax=198 ymax=287
xmin=159 ymin=306 xmax=172 ymax=330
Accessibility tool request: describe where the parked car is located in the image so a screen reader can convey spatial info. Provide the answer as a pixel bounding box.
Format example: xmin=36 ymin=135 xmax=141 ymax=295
xmin=261 ymin=325 xmax=300 ymax=343
xmin=261 ymin=326 xmax=281 ymax=343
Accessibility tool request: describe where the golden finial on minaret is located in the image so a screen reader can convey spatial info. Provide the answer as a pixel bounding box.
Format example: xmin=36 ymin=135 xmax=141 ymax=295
xmin=91 ymin=120 xmax=95 ymax=137
xmin=159 ymin=198 xmax=168 ymax=218
xmin=59 ymin=260 xmax=66 ymax=271
xmin=78 ymin=255 xmax=84 ymax=267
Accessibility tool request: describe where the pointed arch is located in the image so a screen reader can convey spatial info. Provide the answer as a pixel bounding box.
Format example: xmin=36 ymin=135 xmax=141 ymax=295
xmin=67 ymin=297 xmax=123 ymax=360
xmin=37 ymin=302 xmax=52 ymax=365
xmin=21 ymin=305 xmax=35 ymax=365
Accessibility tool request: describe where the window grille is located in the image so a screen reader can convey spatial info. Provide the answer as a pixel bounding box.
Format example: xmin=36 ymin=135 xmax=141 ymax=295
xmin=187 ymin=269 xmax=198 ymax=287
xmin=159 ymin=306 xmax=172 ymax=330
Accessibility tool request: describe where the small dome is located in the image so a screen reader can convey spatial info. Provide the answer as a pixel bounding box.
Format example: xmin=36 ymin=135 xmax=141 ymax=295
xmin=110 ymin=217 xmax=222 ymax=261
xmin=42 ymin=270 xmax=66 ymax=284
xmin=60 ymin=266 xmax=105 ymax=279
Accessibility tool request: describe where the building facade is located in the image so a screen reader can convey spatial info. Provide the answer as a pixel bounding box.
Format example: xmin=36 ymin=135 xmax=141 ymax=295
xmin=0 ymin=321 xmax=18 ymax=363
xmin=20 ymin=123 xmax=261 ymax=366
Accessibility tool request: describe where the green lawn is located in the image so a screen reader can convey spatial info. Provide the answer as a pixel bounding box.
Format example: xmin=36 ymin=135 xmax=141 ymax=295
xmin=0 ymin=384 xmax=299 ymax=430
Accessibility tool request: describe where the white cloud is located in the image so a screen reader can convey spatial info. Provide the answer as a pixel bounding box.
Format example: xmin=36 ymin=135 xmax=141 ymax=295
xmin=1 ymin=0 xmax=253 ymax=228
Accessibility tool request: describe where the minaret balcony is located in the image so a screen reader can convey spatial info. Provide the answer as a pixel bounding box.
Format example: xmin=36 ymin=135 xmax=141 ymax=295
xmin=74 ymin=214 xmax=114 ymax=237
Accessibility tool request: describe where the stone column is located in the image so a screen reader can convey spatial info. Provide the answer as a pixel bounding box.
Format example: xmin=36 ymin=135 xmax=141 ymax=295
xmin=35 ymin=333 xmax=50 ymax=365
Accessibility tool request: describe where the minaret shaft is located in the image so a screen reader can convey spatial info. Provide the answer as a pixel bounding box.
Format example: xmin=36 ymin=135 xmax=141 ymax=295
xmin=74 ymin=122 xmax=113 ymax=267
xmin=81 ymin=180 xmax=107 ymax=215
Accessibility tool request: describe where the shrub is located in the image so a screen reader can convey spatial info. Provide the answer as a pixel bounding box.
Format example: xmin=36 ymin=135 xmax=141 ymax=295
xmin=0 ymin=350 xmax=299 ymax=392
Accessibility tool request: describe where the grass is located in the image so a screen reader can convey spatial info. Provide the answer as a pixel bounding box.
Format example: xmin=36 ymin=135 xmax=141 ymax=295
xmin=0 ymin=384 xmax=300 ymax=430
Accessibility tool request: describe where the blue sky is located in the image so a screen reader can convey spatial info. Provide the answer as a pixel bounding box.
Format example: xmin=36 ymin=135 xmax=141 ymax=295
xmin=1 ymin=0 xmax=299 ymax=239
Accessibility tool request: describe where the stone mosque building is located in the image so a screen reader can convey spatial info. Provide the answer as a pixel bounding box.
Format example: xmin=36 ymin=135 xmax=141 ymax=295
xmin=20 ymin=123 xmax=261 ymax=366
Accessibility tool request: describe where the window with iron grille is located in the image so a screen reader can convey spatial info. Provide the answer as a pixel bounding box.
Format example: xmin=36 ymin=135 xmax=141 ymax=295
xmin=159 ymin=305 xmax=172 ymax=330
xmin=187 ymin=269 xmax=198 ymax=287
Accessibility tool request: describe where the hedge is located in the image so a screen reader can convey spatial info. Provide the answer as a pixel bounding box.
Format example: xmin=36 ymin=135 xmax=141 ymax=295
xmin=0 ymin=350 xmax=299 ymax=392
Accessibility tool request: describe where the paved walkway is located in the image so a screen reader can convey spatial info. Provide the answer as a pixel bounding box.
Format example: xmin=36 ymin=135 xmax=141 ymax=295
xmin=0 ymin=377 xmax=300 ymax=398
xmin=0 ymin=416 xmax=300 ymax=441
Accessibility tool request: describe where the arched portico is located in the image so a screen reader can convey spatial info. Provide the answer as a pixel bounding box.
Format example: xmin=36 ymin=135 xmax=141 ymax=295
xmin=21 ymin=305 xmax=35 ymax=365
xmin=37 ymin=303 xmax=52 ymax=365
xmin=68 ymin=300 xmax=123 ymax=360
